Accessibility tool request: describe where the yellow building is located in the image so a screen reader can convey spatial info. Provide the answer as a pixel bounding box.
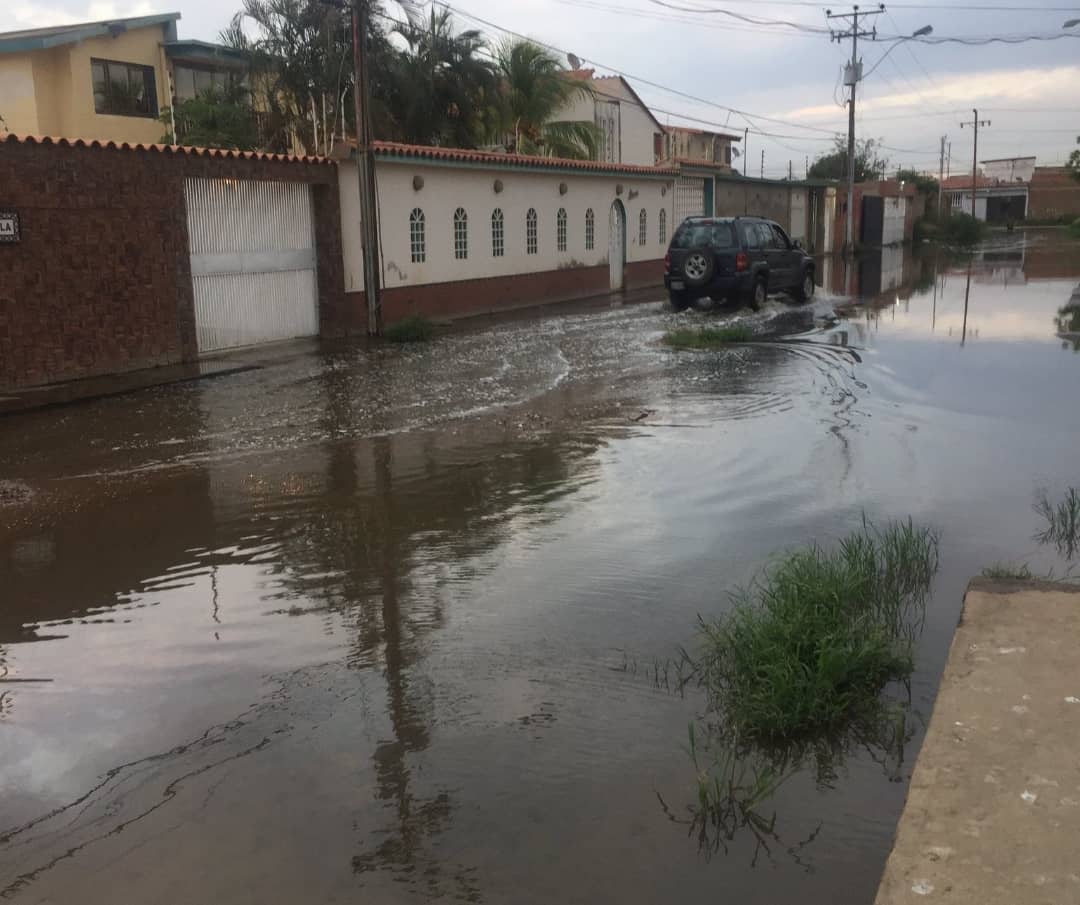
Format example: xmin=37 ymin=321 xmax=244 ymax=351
xmin=0 ymin=13 xmax=250 ymax=145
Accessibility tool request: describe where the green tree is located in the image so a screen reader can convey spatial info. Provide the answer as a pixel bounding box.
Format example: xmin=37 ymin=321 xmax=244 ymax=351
xmin=809 ymin=136 xmax=889 ymax=182
xmin=160 ymin=83 xmax=260 ymax=149
xmin=387 ymin=8 xmax=496 ymax=148
xmin=493 ymin=39 xmax=599 ymax=160
xmin=221 ymin=0 xmax=399 ymax=155
xmin=896 ymin=168 xmax=938 ymax=194
xmin=1068 ymin=136 xmax=1080 ymax=182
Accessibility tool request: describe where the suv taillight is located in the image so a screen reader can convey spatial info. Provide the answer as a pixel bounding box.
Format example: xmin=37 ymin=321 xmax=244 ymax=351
xmin=735 ymin=251 xmax=749 ymax=272
xmin=663 ymin=252 xmax=671 ymax=273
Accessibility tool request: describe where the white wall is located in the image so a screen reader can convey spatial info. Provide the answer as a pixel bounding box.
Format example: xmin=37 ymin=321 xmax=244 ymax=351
xmin=549 ymin=76 xmax=660 ymax=167
xmin=339 ymin=160 xmax=674 ymax=291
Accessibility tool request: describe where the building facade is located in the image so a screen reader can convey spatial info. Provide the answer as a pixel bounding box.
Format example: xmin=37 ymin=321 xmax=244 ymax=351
xmin=0 ymin=13 xmax=248 ymax=145
xmin=659 ymin=125 xmax=739 ymax=170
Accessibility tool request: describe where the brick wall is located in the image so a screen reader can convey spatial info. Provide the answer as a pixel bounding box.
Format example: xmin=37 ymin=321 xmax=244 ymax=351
xmin=346 ymin=258 xmax=665 ymax=325
xmin=0 ymin=136 xmax=343 ymax=391
xmin=1029 ymin=167 xmax=1080 ymax=221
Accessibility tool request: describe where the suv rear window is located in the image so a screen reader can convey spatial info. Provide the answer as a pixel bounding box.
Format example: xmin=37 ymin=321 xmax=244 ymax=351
xmin=671 ymin=221 xmax=736 ymax=249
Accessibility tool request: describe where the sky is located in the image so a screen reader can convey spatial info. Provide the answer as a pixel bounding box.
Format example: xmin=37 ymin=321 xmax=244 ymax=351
xmin=3 ymin=0 xmax=1079 ymax=177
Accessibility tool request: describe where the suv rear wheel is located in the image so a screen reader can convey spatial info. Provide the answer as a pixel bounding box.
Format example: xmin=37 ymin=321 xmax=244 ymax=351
xmin=669 ymin=290 xmax=691 ymax=312
xmin=749 ymin=276 xmax=768 ymax=311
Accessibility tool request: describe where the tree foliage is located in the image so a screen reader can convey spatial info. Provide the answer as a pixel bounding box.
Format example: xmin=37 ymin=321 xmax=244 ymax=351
xmin=896 ymin=168 xmax=938 ymax=194
xmin=1068 ymin=135 xmax=1080 ymax=182
xmin=161 ymin=83 xmax=260 ymax=149
xmin=808 ymin=136 xmax=889 ymax=182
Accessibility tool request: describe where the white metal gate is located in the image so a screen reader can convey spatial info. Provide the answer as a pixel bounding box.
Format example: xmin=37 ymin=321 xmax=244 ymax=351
xmin=674 ymin=177 xmax=705 ymax=226
xmin=608 ymin=200 xmax=626 ymax=291
xmin=789 ymin=189 xmax=808 ymax=244
xmin=882 ymin=196 xmax=907 ymax=246
xmin=185 ymin=177 xmax=318 ymax=354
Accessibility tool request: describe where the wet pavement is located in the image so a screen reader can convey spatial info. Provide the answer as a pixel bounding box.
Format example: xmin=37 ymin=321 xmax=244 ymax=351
xmin=2 ymin=232 xmax=1080 ymax=903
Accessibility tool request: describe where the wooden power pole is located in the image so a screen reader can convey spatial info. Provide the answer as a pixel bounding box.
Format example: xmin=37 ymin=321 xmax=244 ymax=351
xmin=352 ymin=0 xmax=382 ymax=335
xmin=959 ymin=109 xmax=991 ymax=220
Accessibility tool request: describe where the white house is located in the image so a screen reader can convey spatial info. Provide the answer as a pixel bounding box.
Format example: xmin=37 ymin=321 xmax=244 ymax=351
xmin=338 ymin=141 xmax=676 ymax=323
xmin=548 ymin=70 xmax=665 ymax=167
xmin=982 ymin=156 xmax=1036 ymax=184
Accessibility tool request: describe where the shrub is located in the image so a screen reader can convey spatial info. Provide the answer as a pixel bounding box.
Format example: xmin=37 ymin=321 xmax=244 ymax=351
xmin=384 ymin=315 xmax=436 ymax=343
xmin=1068 ymin=218 xmax=1080 ymax=239
xmin=981 ymin=562 xmax=1033 ymax=580
xmin=663 ymin=325 xmax=754 ymax=348
xmin=937 ymin=212 xmax=985 ymax=246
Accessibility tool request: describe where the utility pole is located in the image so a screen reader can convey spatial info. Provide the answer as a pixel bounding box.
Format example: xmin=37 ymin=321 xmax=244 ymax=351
xmin=760 ymin=148 xmax=765 ymax=179
xmin=352 ymin=0 xmax=382 ymax=335
xmin=946 ymin=141 xmax=951 ymax=177
xmin=959 ymin=109 xmax=991 ymax=220
xmin=828 ymin=3 xmax=886 ymax=254
xmin=937 ymin=134 xmax=946 ymax=218
xmin=805 ymin=155 xmax=809 ymax=178
xmin=743 ymin=126 xmax=749 ymax=177
xmin=788 ymin=160 xmax=793 ymax=180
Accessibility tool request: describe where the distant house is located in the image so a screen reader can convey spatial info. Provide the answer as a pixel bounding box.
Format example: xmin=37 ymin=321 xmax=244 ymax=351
xmin=548 ymin=69 xmax=665 ymax=167
xmin=0 ymin=13 xmax=249 ymax=145
xmin=941 ymin=172 xmax=1028 ymax=223
xmin=658 ymin=125 xmax=740 ymax=170
xmin=981 ymin=156 xmax=1036 ymax=184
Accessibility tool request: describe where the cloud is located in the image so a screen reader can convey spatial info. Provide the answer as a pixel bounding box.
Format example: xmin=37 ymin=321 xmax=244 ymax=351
xmin=2 ymin=0 xmax=160 ymax=31
xmin=774 ymin=65 xmax=1080 ymax=121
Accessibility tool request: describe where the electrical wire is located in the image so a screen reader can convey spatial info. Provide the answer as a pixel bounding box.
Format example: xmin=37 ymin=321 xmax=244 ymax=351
xmin=438 ymin=0 xmax=848 ymax=137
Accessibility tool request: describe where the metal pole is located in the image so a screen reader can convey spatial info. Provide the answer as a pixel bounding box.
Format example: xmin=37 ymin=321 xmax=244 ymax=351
xmin=743 ymin=127 xmax=749 ymax=177
xmin=760 ymin=148 xmax=765 ymax=179
xmin=353 ymin=0 xmax=382 ymax=335
xmin=845 ymin=7 xmax=858 ymax=254
xmin=937 ymin=134 xmax=945 ymax=219
xmin=971 ymin=108 xmax=978 ymax=220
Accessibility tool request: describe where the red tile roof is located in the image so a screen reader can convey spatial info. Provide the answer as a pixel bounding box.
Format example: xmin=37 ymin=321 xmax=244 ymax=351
xmin=2 ymin=132 xmax=330 ymax=164
xmin=370 ymin=140 xmax=678 ymax=176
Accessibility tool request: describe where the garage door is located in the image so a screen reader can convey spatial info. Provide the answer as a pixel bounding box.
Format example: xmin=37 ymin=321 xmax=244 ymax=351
xmin=882 ymin=196 xmax=907 ymax=246
xmin=185 ymin=177 xmax=318 ymax=354
xmin=674 ymin=177 xmax=705 ymax=226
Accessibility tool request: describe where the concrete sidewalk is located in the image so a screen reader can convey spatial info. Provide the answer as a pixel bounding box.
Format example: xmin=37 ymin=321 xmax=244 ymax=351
xmin=875 ymin=579 xmax=1080 ymax=904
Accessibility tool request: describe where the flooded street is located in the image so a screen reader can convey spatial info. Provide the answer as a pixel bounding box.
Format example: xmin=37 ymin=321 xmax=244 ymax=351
xmin=3 ymin=232 xmax=1080 ymax=904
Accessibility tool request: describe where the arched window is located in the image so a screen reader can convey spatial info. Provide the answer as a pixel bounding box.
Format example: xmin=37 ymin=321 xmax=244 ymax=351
xmin=585 ymin=208 xmax=595 ymax=251
xmin=453 ymin=207 xmax=468 ymax=260
xmin=526 ymin=208 xmax=538 ymax=255
xmin=556 ymin=207 xmax=567 ymax=252
xmin=491 ymin=208 xmax=504 ymax=257
xmin=639 ymin=209 xmax=648 ymax=246
xmin=659 ymin=209 xmax=667 ymax=245
xmin=409 ymin=208 xmax=425 ymax=263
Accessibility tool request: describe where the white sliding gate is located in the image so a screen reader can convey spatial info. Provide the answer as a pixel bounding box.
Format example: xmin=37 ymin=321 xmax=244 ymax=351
xmin=185 ymin=177 xmax=318 ymax=353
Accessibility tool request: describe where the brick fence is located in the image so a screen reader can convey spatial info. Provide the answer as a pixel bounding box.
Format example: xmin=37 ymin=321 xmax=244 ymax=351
xmin=0 ymin=136 xmax=343 ymax=392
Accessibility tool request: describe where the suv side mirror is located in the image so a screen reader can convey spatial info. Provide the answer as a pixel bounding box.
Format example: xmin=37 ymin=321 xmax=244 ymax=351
xmin=792 ymin=238 xmax=803 ymax=250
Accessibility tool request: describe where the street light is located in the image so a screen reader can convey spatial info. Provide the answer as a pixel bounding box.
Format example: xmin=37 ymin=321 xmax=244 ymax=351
xmin=1065 ymin=18 xmax=1080 ymax=28
xmin=913 ymin=24 xmax=933 ymax=37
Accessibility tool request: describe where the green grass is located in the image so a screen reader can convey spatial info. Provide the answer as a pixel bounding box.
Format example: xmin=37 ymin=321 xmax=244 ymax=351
xmin=692 ymin=519 xmax=939 ymax=748
xmin=981 ymin=562 xmax=1034 ymax=581
xmin=1035 ymin=487 xmax=1080 ymax=560
xmin=1068 ymin=218 xmax=1080 ymax=239
xmin=384 ymin=315 xmax=436 ymax=343
xmin=663 ymin=324 xmax=754 ymax=349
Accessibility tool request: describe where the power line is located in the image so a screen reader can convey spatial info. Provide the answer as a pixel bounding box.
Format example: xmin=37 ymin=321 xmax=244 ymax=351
xmin=638 ymin=0 xmax=1080 ymax=10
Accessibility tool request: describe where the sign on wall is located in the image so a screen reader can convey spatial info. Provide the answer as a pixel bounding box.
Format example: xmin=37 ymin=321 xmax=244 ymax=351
xmin=0 ymin=211 xmax=19 ymax=243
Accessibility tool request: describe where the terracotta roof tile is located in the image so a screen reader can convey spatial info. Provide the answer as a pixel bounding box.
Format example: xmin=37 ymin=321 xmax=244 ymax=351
xmin=2 ymin=132 xmax=330 ymax=164
xmin=370 ymin=140 xmax=678 ymax=176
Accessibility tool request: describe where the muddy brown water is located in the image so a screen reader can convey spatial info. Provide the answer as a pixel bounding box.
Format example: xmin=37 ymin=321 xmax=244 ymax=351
xmin=2 ymin=233 xmax=1080 ymax=903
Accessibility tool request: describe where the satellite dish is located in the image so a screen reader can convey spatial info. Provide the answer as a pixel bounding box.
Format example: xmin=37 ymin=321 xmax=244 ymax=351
xmin=567 ymin=52 xmax=582 ymax=70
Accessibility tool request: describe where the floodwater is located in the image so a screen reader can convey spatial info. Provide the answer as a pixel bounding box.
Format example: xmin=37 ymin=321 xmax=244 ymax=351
xmin=2 ymin=232 xmax=1080 ymax=903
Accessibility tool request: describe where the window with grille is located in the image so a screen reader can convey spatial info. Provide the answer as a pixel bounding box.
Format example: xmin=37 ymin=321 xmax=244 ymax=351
xmin=585 ymin=208 xmax=595 ymax=251
xmin=659 ymin=209 xmax=667 ymax=245
xmin=639 ymin=209 xmax=648 ymax=245
xmin=526 ymin=208 xmax=537 ymax=255
xmin=556 ymin=208 xmax=567 ymax=252
xmin=453 ymin=207 xmax=468 ymax=260
xmin=409 ymin=208 xmax=425 ymax=263
xmin=491 ymin=208 xmax=504 ymax=257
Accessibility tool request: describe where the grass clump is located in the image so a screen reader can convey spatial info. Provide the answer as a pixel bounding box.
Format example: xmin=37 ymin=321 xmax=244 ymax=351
xmin=384 ymin=315 xmax=436 ymax=343
xmin=1035 ymin=487 xmax=1080 ymax=560
xmin=981 ymin=562 xmax=1034 ymax=581
xmin=693 ymin=519 xmax=939 ymax=748
xmin=1068 ymin=218 xmax=1080 ymax=240
xmin=663 ymin=324 xmax=754 ymax=349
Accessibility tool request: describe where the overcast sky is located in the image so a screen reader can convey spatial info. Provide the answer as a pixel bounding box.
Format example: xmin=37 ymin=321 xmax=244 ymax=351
xmin=5 ymin=0 xmax=1079 ymax=176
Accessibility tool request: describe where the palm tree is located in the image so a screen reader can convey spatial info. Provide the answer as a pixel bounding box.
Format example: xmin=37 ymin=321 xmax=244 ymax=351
xmin=388 ymin=8 xmax=496 ymax=148
xmin=493 ymin=39 xmax=599 ymax=160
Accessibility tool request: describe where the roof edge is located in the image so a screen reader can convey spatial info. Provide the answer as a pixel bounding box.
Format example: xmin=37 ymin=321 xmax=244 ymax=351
xmin=2 ymin=133 xmax=331 ymax=164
